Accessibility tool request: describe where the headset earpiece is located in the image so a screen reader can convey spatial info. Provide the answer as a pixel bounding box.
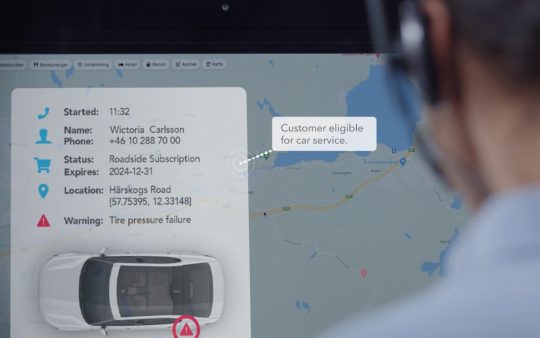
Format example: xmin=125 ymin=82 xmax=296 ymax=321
xmin=398 ymin=0 xmax=439 ymax=104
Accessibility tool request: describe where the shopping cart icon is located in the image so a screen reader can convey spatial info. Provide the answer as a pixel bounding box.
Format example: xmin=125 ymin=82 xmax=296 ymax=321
xmin=33 ymin=157 xmax=51 ymax=174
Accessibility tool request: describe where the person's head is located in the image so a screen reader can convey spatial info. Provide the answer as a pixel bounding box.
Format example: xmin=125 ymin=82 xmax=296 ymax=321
xmin=421 ymin=0 xmax=540 ymax=209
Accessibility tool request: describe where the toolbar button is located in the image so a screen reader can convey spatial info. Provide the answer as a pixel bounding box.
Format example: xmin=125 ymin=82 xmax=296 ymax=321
xmin=203 ymin=59 xmax=226 ymax=70
xmin=0 ymin=60 xmax=27 ymax=70
xmin=115 ymin=59 xmax=140 ymax=70
xmin=143 ymin=59 xmax=169 ymax=70
xmin=30 ymin=60 xmax=72 ymax=71
xmin=172 ymin=59 xmax=200 ymax=70
xmin=74 ymin=60 xmax=112 ymax=70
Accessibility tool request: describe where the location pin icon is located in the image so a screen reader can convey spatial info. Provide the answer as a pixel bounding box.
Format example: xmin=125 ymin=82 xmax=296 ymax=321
xmin=38 ymin=184 xmax=49 ymax=199
xmin=360 ymin=268 xmax=368 ymax=279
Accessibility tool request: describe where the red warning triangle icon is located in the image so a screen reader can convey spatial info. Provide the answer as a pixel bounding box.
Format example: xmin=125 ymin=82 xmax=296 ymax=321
xmin=37 ymin=214 xmax=50 ymax=227
xmin=180 ymin=323 xmax=193 ymax=336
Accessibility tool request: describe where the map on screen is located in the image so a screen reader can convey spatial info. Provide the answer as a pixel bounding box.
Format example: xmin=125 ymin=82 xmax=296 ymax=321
xmin=0 ymin=54 xmax=468 ymax=338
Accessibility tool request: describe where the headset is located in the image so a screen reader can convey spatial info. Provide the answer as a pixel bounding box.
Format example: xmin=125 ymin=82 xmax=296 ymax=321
xmin=366 ymin=0 xmax=439 ymax=104
xmin=366 ymin=0 xmax=445 ymax=179
xmin=365 ymin=0 xmax=491 ymax=200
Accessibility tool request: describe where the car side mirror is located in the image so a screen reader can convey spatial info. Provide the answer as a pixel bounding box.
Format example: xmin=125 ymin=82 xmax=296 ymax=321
xmin=100 ymin=247 xmax=108 ymax=257
xmin=100 ymin=327 xmax=109 ymax=336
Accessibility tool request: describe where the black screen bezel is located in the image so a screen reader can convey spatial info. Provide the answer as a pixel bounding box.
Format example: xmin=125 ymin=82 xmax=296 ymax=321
xmin=0 ymin=0 xmax=392 ymax=53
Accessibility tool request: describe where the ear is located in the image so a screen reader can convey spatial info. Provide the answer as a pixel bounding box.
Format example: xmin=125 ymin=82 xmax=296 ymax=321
xmin=422 ymin=0 xmax=457 ymax=102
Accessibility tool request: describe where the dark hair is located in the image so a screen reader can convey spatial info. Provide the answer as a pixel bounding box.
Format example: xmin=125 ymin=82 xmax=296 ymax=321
xmin=447 ymin=0 xmax=540 ymax=84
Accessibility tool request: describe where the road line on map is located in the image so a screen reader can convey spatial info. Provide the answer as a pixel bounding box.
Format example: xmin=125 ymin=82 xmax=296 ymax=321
xmin=250 ymin=143 xmax=417 ymax=218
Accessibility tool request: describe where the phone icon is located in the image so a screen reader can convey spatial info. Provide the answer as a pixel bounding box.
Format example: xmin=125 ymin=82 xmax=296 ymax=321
xmin=38 ymin=107 xmax=50 ymax=120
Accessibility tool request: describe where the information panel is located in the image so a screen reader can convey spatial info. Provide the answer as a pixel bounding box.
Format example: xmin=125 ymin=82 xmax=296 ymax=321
xmin=11 ymin=88 xmax=250 ymax=338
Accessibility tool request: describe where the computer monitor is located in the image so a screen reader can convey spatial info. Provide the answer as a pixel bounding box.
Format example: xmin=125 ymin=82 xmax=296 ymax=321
xmin=0 ymin=1 xmax=467 ymax=337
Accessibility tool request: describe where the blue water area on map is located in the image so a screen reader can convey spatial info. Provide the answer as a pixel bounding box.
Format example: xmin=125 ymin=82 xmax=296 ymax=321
xmin=451 ymin=196 xmax=464 ymax=210
xmin=50 ymin=71 xmax=63 ymax=88
xmin=268 ymin=59 xmax=274 ymax=66
xmin=268 ymin=64 xmax=421 ymax=168
xmin=116 ymin=69 xmax=124 ymax=78
xmin=273 ymin=152 xmax=340 ymax=167
xmin=355 ymin=151 xmax=370 ymax=157
xmin=405 ymin=233 xmax=412 ymax=240
xmin=421 ymin=228 xmax=461 ymax=277
xmin=310 ymin=251 xmax=318 ymax=258
xmin=421 ymin=262 xmax=440 ymax=276
xmin=347 ymin=64 xmax=421 ymax=151
xmin=65 ymin=66 xmax=74 ymax=79
xmin=296 ymin=301 xmax=311 ymax=313
xmin=256 ymin=98 xmax=281 ymax=117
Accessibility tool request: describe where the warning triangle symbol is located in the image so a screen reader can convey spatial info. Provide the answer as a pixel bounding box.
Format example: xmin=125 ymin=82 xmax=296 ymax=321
xmin=37 ymin=214 xmax=50 ymax=227
xmin=180 ymin=323 xmax=193 ymax=336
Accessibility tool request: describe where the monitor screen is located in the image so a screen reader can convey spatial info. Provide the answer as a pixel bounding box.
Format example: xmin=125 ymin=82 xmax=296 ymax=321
xmin=0 ymin=54 xmax=467 ymax=338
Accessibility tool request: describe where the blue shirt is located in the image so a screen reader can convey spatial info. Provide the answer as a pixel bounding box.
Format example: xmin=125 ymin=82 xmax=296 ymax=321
xmin=321 ymin=186 xmax=540 ymax=338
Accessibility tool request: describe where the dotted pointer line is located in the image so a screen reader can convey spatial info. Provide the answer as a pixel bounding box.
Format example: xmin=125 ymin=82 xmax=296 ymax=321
xmin=239 ymin=150 xmax=273 ymax=165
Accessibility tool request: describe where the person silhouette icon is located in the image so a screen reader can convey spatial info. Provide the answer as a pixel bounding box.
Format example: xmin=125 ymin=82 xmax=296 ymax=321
xmin=35 ymin=128 xmax=52 ymax=144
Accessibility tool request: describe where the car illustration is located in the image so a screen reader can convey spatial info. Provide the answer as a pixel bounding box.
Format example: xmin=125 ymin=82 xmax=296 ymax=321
xmin=39 ymin=249 xmax=224 ymax=334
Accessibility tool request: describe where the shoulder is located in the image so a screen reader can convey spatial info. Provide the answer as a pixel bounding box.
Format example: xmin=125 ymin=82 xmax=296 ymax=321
xmin=322 ymin=284 xmax=459 ymax=338
xmin=321 ymin=272 xmax=540 ymax=338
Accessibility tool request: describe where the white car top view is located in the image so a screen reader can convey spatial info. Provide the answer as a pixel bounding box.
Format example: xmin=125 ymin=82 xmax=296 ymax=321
xmin=39 ymin=250 xmax=224 ymax=333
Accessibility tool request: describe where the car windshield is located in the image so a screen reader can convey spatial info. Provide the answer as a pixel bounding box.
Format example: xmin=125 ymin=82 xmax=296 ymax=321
xmin=79 ymin=258 xmax=114 ymax=325
xmin=117 ymin=263 xmax=213 ymax=318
